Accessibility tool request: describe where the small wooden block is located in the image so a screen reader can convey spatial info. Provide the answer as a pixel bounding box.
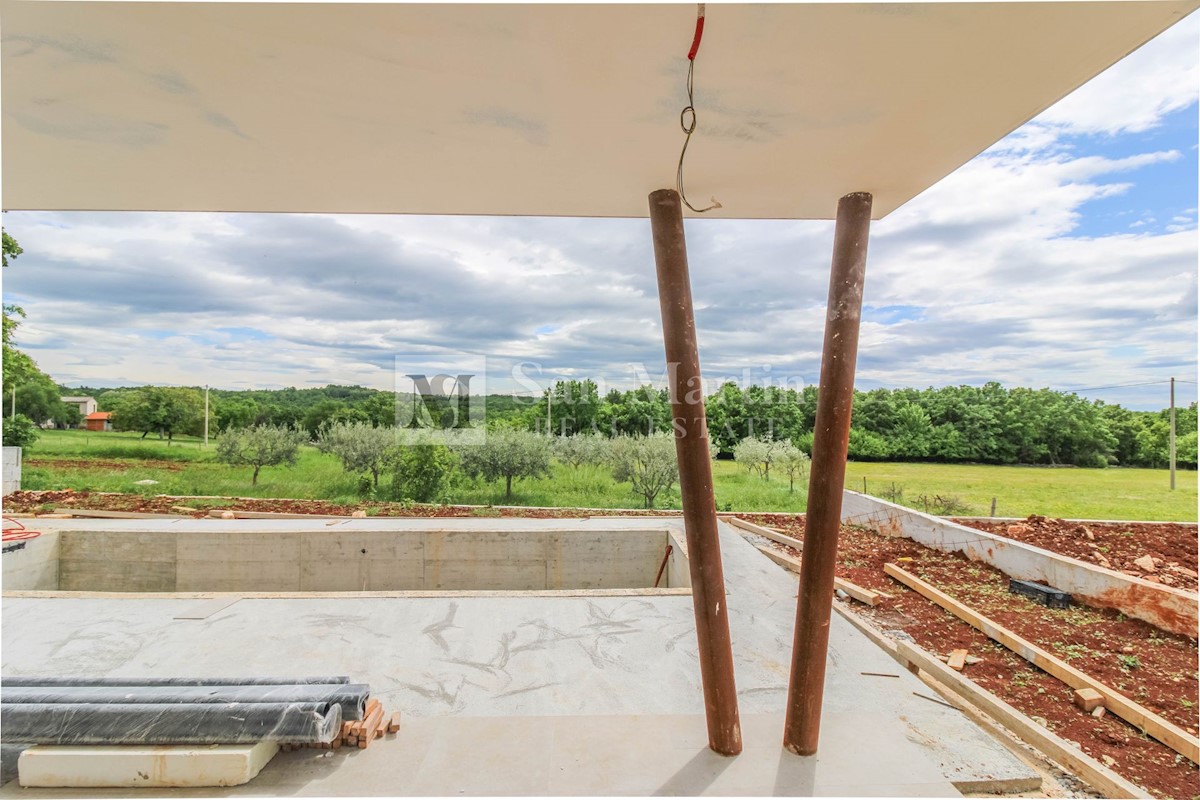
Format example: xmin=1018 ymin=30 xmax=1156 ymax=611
xmin=387 ymin=711 xmax=401 ymax=734
xmin=331 ymin=737 xmax=342 ymax=750
xmin=374 ymin=715 xmax=387 ymax=738
xmin=946 ymin=649 xmax=968 ymax=671
xmin=1073 ymin=687 xmax=1105 ymax=713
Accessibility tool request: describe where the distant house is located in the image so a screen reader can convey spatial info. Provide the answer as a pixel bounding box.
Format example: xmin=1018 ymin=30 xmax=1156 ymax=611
xmin=61 ymin=396 xmax=98 ymax=421
xmin=84 ymin=412 xmax=113 ymax=432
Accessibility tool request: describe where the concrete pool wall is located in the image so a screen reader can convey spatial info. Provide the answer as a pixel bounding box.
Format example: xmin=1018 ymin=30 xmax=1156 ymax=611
xmin=2 ymin=518 xmax=690 ymax=594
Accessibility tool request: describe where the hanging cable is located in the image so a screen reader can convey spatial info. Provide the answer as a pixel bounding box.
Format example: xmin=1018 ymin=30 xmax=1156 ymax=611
xmin=677 ymin=4 xmax=721 ymax=214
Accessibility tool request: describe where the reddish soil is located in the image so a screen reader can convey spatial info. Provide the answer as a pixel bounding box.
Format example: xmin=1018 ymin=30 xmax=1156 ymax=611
xmin=740 ymin=513 xmax=1199 ymax=800
xmin=4 ymin=491 xmax=1197 ymax=797
xmin=23 ymin=458 xmax=185 ymax=473
xmin=954 ymin=515 xmax=1199 ymax=593
xmin=0 ymin=490 xmax=677 ymax=520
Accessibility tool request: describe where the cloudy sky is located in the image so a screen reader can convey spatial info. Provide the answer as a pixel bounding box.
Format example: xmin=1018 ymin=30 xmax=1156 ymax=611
xmin=3 ymin=11 xmax=1198 ymax=411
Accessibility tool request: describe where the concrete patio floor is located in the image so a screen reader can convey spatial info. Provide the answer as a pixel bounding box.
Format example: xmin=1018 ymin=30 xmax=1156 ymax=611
xmin=0 ymin=518 xmax=1039 ymax=796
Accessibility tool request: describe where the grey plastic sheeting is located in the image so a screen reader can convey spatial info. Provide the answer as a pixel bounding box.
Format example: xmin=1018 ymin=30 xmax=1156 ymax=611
xmin=2 ymin=676 xmax=350 ymax=687
xmin=0 ymin=702 xmax=343 ymax=745
xmin=2 ymin=684 xmax=369 ymax=721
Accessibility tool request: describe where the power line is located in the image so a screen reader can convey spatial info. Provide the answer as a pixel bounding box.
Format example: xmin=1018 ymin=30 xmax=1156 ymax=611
xmin=1062 ymin=380 xmax=1171 ymax=393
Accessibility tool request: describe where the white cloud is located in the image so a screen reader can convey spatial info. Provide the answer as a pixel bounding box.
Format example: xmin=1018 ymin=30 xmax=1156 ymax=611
xmin=1033 ymin=11 xmax=1200 ymax=136
xmin=2 ymin=12 xmax=1197 ymax=411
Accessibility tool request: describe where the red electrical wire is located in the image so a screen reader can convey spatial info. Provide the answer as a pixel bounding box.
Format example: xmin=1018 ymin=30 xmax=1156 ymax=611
xmin=677 ymin=4 xmax=721 ymax=214
xmin=3 ymin=517 xmax=42 ymax=542
xmin=688 ymin=4 xmax=706 ymax=60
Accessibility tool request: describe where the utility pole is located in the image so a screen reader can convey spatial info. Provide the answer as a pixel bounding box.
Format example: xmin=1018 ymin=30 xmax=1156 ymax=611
xmin=11 ymin=385 xmax=15 ymax=420
xmin=1169 ymin=377 xmax=1176 ymax=491
xmin=547 ymin=386 xmax=552 ymax=436
xmin=204 ymin=385 xmax=210 ymax=448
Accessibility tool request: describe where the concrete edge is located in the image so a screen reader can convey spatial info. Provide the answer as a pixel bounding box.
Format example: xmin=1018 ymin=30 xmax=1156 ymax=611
xmin=2 ymin=588 xmax=695 ymax=600
xmin=841 ymin=490 xmax=1198 ymax=637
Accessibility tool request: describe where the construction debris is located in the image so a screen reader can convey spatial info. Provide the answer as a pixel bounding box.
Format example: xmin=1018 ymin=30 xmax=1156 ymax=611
xmin=1133 ymin=555 xmax=1157 ymax=573
xmin=1073 ymin=688 xmax=1105 ymax=713
xmin=946 ymin=649 xmax=968 ymax=671
xmin=1008 ymin=578 xmax=1070 ymax=609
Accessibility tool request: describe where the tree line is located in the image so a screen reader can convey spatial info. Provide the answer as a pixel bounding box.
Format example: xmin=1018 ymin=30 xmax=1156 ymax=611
xmin=514 ymin=379 xmax=1196 ymax=469
xmin=32 ymin=378 xmax=1195 ymax=469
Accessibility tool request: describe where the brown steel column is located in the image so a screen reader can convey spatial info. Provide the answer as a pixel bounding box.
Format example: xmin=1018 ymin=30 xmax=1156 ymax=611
xmin=648 ymin=188 xmax=742 ymax=756
xmin=783 ymin=191 xmax=873 ymax=756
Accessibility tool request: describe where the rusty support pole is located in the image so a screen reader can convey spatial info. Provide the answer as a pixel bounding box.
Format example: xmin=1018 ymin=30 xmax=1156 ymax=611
xmin=648 ymin=188 xmax=742 ymax=757
xmin=783 ymin=191 xmax=873 ymax=756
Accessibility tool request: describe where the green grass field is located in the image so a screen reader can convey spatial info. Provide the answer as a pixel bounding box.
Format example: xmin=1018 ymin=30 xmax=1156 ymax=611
xmin=14 ymin=429 xmax=1197 ymax=521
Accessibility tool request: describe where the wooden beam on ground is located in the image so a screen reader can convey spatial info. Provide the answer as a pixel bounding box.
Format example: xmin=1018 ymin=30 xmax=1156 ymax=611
xmin=885 ymin=562 xmax=1199 ymax=764
xmin=724 ymin=517 xmax=805 ymax=551
xmin=206 ymin=510 xmax=349 ymax=520
xmin=753 ymin=542 xmax=879 ymax=606
xmin=830 ymin=602 xmax=1040 ymax=795
xmin=54 ymin=509 xmax=182 ymax=520
xmin=896 ymin=640 xmax=1151 ymax=799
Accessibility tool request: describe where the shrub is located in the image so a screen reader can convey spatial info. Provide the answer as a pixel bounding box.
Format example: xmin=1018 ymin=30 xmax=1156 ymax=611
xmin=2 ymin=414 xmax=38 ymax=449
xmin=391 ymin=444 xmax=456 ymax=502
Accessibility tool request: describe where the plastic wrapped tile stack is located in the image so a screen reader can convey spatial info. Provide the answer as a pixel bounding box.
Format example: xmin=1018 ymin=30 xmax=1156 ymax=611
xmin=0 ymin=676 xmax=365 ymax=746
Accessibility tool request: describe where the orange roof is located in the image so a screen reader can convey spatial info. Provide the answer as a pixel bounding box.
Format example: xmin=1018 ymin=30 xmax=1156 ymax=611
xmin=85 ymin=412 xmax=112 ymax=420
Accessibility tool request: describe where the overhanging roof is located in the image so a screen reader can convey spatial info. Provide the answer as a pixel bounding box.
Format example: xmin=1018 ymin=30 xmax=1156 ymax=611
xmin=2 ymin=1 xmax=1197 ymax=220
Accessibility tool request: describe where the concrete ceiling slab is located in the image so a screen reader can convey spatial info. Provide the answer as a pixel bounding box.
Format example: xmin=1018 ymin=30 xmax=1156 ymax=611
xmin=2 ymin=1 xmax=1197 ymax=219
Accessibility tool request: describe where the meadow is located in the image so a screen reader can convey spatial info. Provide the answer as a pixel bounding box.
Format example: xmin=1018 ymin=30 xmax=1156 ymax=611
xmin=15 ymin=429 xmax=1197 ymax=521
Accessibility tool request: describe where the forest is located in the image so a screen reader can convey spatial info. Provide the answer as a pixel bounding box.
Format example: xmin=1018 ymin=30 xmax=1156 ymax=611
xmin=29 ymin=379 xmax=1196 ymax=470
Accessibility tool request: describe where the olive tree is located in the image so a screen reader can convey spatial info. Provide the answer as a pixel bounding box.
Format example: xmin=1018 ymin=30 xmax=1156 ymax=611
xmin=609 ymin=433 xmax=679 ymax=509
xmin=733 ymin=436 xmax=775 ymax=478
xmin=316 ymin=421 xmax=396 ymax=488
xmin=775 ymin=441 xmax=811 ymax=493
xmin=216 ymin=424 xmax=308 ymax=485
xmin=454 ymin=428 xmax=552 ymax=499
xmin=553 ymin=434 xmax=609 ymax=469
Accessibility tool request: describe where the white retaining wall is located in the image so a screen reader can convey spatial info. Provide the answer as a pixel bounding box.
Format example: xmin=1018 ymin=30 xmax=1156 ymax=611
xmin=2 ymin=529 xmax=59 ymax=591
xmin=2 ymin=447 xmax=21 ymax=495
xmin=8 ymin=520 xmax=684 ymax=593
xmin=841 ymin=490 xmax=1198 ymax=637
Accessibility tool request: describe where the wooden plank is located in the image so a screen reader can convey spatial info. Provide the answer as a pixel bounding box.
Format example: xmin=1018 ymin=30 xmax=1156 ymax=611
xmin=55 ymin=509 xmax=181 ymax=520
xmin=358 ymin=705 xmax=384 ymax=749
xmin=725 ymin=517 xmax=805 ymax=551
xmin=752 ymin=542 xmax=880 ymax=606
xmin=830 ymin=602 xmax=1041 ymax=794
xmin=946 ymin=649 xmax=967 ymax=671
xmin=885 ymin=562 xmax=1199 ymax=764
xmin=207 ymin=509 xmax=349 ymax=520
xmin=387 ymin=711 xmax=401 ymax=734
xmin=896 ymin=640 xmax=1151 ymax=799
